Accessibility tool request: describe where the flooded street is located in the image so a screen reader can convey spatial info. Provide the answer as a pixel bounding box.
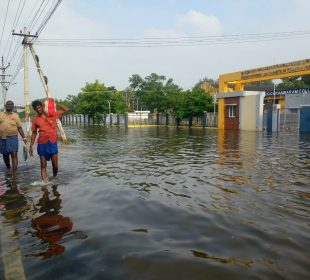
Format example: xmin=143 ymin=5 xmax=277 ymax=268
xmin=0 ymin=126 xmax=309 ymax=280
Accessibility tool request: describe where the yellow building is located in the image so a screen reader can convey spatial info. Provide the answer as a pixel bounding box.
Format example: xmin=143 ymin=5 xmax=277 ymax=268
xmin=216 ymin=91 xmax=265 ymax=131
xmin=217 ymin=58 xmax=310 ymax=130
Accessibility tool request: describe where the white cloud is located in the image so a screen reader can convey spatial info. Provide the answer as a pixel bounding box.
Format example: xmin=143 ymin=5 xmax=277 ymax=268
xmin=143 ymin=10 xmax=222 ymax=38
xmin=2 ymin=1 xmax=310 ymax=104
xmin=42 ymin=1 xmax=108 ymax=38
xmin=176 ymin=10 xmax=223 ymax=36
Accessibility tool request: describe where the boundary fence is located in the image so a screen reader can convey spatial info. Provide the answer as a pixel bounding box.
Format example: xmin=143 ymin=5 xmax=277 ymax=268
xmin=61 ymin=112 xmax=218 ymax=128
xmin=263 ymin=108 xmax=299 ymax=131
xmin=62 ymin=110 xmax=301 ymax=131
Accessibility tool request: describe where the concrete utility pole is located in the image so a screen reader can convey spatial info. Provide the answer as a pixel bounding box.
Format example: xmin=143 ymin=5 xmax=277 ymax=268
xmin=12 ymin=28 xmax=38 ymax=134
xmin=12 ymin=28 xmax=67 ymax=140
xmin=28 ymin=44 xmax=67 ymax=140
xmin=0 ymin=56 xmax=11 ymax=111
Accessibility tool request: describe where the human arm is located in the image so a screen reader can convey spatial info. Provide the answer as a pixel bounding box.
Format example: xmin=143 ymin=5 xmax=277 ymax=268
xmin=29 ymin=132 xmax=37 ymax=156
xmin=56 ymin=103 xmax=69 ymax=113
xmin=29 ymin=119 xmax=38 ymax=156
xmin=16 ymin=115 xmax=27 ymax=143
xmin=17 ymin=127 xmax=27 ymax=143
xmin=56 ymin=103 xmax=69 ymax=119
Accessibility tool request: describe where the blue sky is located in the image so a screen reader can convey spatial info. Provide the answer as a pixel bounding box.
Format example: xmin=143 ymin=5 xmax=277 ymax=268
xmin=0 ymin=0 xmax=310 ymax=103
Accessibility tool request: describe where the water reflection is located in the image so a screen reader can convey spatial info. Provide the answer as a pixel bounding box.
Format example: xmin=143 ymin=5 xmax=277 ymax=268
xmin=0 ymin=181 xmax=29 ymax=224
xmin=192 ymin=250 xmax=253 ymax=268
xmin=1 ymin=127 xmax=309 ymax=279
xmin=28 ymin=185 xmax=73 ymax=259
xmin=36 ymin=185 xmax=62 ymax=214
xmin=217 ymin=129 xmax=241 ymax=167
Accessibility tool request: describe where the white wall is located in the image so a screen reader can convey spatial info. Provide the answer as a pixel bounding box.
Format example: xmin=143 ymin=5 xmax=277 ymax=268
xmin=240 ymin=92 xmax=264 ymax=131
xmin=286 ymin=93 xmax=310 ymax=109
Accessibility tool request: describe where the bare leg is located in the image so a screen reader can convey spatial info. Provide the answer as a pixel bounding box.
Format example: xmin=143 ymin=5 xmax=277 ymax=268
xmin=11 ymin=152 xmax=18 ymax=178
xmin=51 ymin=153 xmax=58 ymax=178
xmin=40 ymin=155 xmax=48 ymax=182
xmin=3 ymin=154 xmax=10 ymax=169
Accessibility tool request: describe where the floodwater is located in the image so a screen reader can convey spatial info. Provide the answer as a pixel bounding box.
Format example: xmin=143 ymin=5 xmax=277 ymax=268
xmin=0 ymin=126 xmax=309 ymax=280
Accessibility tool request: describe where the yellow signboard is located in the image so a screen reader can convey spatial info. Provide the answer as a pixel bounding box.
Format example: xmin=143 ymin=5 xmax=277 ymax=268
xmin=240 ymin=59 xmax=310 ymax=80
xmin=219 ymin=58 xmax=310 ymax=92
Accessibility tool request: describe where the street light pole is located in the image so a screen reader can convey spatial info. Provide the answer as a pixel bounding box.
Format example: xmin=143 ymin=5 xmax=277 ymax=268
xmin=213 ymin=94 xmax=217 ymax=126
xmin=0 ymin=56 xmax=11 ymax=111
xmin=106 ymin=100 xmax=111 ymax=114
xmin=105 ymin=100 xmax=112 ymax=126
xmin=273 ymin=83 xmax=276 ymax=105
xmin=213 ymin=94 xmax=216 ymax=118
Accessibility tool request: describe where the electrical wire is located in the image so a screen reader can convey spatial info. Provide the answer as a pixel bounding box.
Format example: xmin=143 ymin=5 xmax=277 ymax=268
xmin=1 ymin=0 xmax=310 ymax=91
xmin=24 ymin=0 xmax=42 ymax=28
xmin=4 ymin=0 xmax=64 ymax=87
xmin=35 ymin=0 xmax=62 ymax=36
xmin=35 ymin=30 xmax=310 ymax=48
xmin=0 ymin=0 xmax=11 ymax=47
xmin=28 ymin=0 xmax=51 ymax=33
xmin=3 ymin=0 xmax=26 ymax=62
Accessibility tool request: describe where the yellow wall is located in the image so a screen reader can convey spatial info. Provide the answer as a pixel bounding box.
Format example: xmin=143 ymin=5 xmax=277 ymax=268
xmin=218 ymin=98 xmax=225 ymax=129
xmin=219 ymin=58 xmax=310 ymax=93
xmin=279 ymin=98 xmax=285 ymax=110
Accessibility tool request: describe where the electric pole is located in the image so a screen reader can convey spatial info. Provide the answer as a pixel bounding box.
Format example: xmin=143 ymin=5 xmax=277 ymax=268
xmin=12 ymin=28 xmax=38 ymax=134
xmin=12 ymin=28 xmax=67 ymax=140
xmin=0 ymin=56 xmax=11 ymax=111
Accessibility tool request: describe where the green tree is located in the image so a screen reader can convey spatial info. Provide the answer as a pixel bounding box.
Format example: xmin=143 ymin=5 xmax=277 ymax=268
xmin=194 ymin=77 xmax=217 ymax=89
xmin=62 ymin=74 xmax=215 ymax=121
xmin=174 ymin=88 xmax=213 ymax=119
xmin=301 ymin=75 xmax=310 ymax=86
xmin=60 ymin=95 xmax=79 ymax=113
xmin=76 ymin=80 xmax=111 ymax=121
xmin=62 ymin=80 xmax=127 ymax=120
xmin=277 ymin=75 xmax=310 ymax=90
xmin=129 ymin=73 xmax=182 ymax=113
xmin=248 ymin=80 xmax=274 ymax=86
xmin=110 ymin=90 xmax=127 ymax=113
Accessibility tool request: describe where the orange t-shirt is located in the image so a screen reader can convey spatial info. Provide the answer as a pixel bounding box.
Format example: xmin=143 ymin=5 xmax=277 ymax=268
xmin=32 ymin=112 xmax=63 ymax=144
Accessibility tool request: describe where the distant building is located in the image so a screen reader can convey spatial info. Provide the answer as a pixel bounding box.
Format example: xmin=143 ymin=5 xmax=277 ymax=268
xmin=127 ymin=111 xmax=150 ymax=119
xmin=15 ymin=104 xmax=25 ymax=113
xmin=216 ymin=91 xmax=265 ymax=131
xmin=265 ymin=88 xmax=310 ymax=109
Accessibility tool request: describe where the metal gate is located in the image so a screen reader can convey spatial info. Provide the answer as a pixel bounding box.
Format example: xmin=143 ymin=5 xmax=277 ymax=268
xmin=263 ymin=108 xmax=299 ymax=132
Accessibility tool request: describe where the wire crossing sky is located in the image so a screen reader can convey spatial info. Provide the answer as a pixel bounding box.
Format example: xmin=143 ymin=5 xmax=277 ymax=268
xmin=35 ymin=30 xmax=310 ymax=47
xmin=0 ymin=0 xmax=310 ymax=104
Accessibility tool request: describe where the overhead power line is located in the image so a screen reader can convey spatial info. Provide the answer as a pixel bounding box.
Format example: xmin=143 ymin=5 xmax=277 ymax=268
xmin=28 ymin=0 xmax=53 ymax=35
xmin=0 ymin=0 xmax=11 ymax=47
xmin=2 ymin=0 xmax=64 ymax=87
xmin=35 ymin=30 xmax=310 ymax=48
xmin=35 ymin=0 xmax=63 ymax=37
xmin=3 ymin=0 xmax=26 ymax=61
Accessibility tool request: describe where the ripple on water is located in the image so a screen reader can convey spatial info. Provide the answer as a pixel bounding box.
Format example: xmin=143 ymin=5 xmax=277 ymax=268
xmin=0 ymin=128 xmax=309 ymax=279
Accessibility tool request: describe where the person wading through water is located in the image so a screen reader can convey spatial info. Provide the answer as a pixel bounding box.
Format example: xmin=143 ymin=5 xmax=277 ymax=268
xmin=29 ymin=99 xmax=68 ymax=182
xmin=0 ymin=100 xmax=27 ymax=178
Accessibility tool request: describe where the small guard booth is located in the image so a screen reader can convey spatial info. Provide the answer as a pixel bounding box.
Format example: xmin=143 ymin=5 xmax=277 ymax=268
xmin=217 ymin=91 xmax=265 ymax=131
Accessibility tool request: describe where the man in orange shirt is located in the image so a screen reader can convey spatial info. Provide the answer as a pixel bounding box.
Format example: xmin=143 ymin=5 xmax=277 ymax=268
xmin=29 ymin=100 xmax=68 ymax=182
xmin=0 ymin=100 xmax=27 ymax=178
